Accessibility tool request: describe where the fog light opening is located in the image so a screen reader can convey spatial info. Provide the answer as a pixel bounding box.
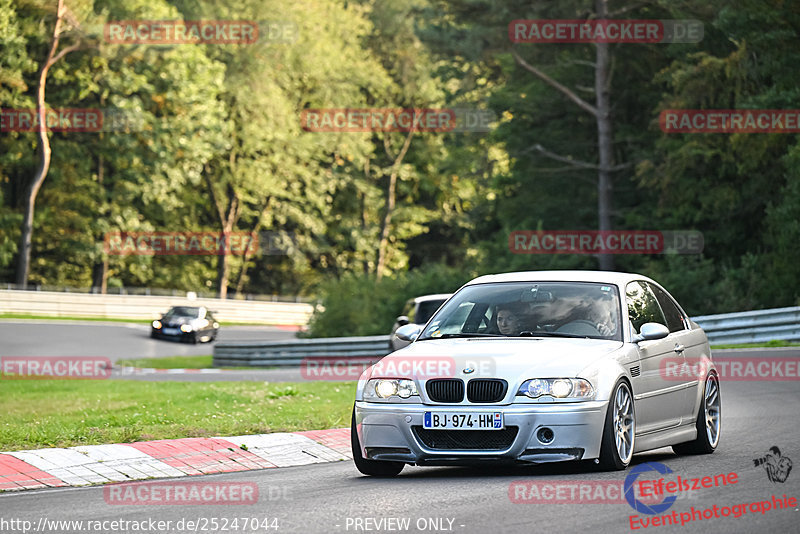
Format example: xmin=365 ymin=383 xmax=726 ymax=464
xmin=537 ymin=427 xmax=555 ymax=444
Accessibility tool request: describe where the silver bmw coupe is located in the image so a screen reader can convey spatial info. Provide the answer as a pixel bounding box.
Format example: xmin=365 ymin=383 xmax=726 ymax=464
xmin=352 ymin=271 xmax=721 ymax=476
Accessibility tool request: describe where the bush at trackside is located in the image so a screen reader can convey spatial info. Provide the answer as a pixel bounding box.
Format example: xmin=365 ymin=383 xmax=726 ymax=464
xmin=305 ymin=264 xmax=472 ymax=338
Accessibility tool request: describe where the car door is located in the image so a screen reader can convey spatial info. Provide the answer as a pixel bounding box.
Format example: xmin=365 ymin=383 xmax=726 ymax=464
xmin=626 ymin=281 xmax=683 ymax=434
xmin=649 ymin=283 xmax=705 ymax=424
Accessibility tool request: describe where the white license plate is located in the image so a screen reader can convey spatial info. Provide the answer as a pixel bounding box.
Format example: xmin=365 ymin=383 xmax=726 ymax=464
xmin=162 ymin=328 xmax=180 ymax=335
xmin=423 ymin=412 xmax=503 ymax=430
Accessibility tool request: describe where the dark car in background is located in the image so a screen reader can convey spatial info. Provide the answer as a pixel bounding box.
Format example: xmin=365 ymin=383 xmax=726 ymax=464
xmin=389 ymin=294 xmax=452 ymax=352
xmin=151 ymin=306 xmax=219 ymax=343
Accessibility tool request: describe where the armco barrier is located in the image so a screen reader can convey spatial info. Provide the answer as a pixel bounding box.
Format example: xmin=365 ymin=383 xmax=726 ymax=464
xmin=0 ymin=290 xmax=313 ymax=326
xmin=212 ymin=335 xmax=390 ymax=367
xmin=212 ymin=307 xmax=800 ymax=367
xmin=692 ymin=306 xmax=800 ymax=345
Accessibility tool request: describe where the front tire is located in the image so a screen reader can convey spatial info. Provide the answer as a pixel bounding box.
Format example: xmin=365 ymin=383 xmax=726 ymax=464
xmin=351 ymin=409 xmax=404 ymax=477
xmin=598 ymin=380 xmax=635 ymax=470
xmin=673 ymin=373 xmax=720 ymax=455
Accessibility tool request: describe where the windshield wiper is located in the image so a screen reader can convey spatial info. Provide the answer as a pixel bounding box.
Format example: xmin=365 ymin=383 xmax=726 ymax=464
xmin=518 ymin=331 xmax=590 ymax=339
xmin=419 ymin=332 xmax=597 ymax=341
xmin=420 ymin=332 xmax=505 ymax=340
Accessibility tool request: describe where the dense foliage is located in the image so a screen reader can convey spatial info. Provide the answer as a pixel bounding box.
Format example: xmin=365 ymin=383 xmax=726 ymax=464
xmin=1 ymin=1 xmax=798 ymax=334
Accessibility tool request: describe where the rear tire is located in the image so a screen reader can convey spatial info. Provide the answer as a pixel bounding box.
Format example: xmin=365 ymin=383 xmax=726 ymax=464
xmin=598 ymin=380 xmax=635 ymax=471
xmin=673 ymin=373 xmax=720 ymax=455
xmin=351 ymin=409 xmax=404 ymax=477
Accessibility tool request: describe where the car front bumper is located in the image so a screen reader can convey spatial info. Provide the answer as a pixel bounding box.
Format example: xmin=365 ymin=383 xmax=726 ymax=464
xmin=354 ymin=400 xmax=608 ymax=465
xmin=151 ymin=328 xmax=197 ymax=340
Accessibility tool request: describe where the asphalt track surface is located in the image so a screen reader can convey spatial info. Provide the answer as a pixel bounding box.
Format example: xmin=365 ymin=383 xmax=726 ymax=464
xmin=1 ymin=380 xmax=799 ymax=533
xmin=1 ymin=322 xmax=799 ymax=533
xmin=0 ymin=320 xmax=298 ymax=361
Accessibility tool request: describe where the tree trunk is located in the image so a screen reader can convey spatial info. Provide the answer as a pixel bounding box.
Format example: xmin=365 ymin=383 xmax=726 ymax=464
xmin=16 ymin=0 xmax=72 ymax=287
xmin=595 ymin=0 xmax=615 ymax=271
xmin=234 ymin=198 xmax=272 ymax=298
xmin=204 ymin=164 xmax=241 ymax=300
xmin=376 ymin=172 xmax=398 ymax=280
xmin=91 ymin=154 xmax=108 ymax=293
xmin=91 ymin=257 xmax=109 ymax=293
xmin=376 ymin=130 xmax=415 ymax=280
xmin=511 ymin=2 xmax=622 ymax=272
xmin=216 ymin=240 xmax=231 ymax=299
xmin=215 ymin=193 xmax=238 ymax=299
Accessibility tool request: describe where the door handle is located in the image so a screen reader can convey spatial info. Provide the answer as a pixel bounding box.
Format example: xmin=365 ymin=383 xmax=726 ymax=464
xmin=674 ymin=344 xmax=685 ymax=353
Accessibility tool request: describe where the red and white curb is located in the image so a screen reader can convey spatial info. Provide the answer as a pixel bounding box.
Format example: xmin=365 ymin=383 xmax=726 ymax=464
xmin=0 ymin=428 xmax=350 ymax=492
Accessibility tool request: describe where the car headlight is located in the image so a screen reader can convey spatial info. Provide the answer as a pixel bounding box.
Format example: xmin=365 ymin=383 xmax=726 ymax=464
xmin=517 ymin=378 xmax=594 ymax=399
xmin=364 ymin=379 xmax=418 ymax=401
xmin=152 ymin=320 xmax=162 ymax=329
xmin=180 ymin=324 xmax=193 ymax=333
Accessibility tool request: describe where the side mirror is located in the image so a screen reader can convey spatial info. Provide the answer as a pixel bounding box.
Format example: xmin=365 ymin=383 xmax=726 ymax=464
xmin=634 ymin=322 xmax=670 ymax=342
xmin=395 ymin=315 xmax=410 ymax=327
xmin=395 ymin=323 xmax=422 ymax=342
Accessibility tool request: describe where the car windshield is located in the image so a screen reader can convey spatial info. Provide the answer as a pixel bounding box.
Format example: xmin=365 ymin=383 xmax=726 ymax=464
xmin=418 ymin=281 xmax=622 ymax=341
xmin=164 ymin=306 xmax=202 ymax=318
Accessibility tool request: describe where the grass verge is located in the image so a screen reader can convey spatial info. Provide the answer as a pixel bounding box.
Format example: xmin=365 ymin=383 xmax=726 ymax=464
xmin=711 ymin=340 xmax=800 ymax=349
xmin=0 ymin=380 xmax=354 ymax=451
xmin=117 ymin=355 xmax=214 ymax=369
xmin=0 ymin=313 xmax=146 ymax=323
xmin=0 ymin=313 xmax=292 ymax=327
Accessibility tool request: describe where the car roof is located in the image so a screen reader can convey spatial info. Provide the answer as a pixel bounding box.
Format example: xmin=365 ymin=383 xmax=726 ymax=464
xmin=414 ymin=294 xmax=453 ymax=302
xmin=465 ymin=270 xmax=657 ymax=287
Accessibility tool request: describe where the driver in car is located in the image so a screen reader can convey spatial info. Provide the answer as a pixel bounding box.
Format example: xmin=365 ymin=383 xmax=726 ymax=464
xmin=496 ymin=303 xmax=528 ymax=336
xmin=590 ymin=296 xmax=618 ymax=337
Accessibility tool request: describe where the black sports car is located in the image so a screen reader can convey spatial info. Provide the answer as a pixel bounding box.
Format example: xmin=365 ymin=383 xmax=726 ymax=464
xmin=150 ymin=306 xmax=219 ymax=343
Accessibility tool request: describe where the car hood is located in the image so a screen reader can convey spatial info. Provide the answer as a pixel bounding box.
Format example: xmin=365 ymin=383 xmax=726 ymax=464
xmin=162 ymin=316 xmax=195 ymax=325
xmin=371 ymin=337 xmax=624 ymax=380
